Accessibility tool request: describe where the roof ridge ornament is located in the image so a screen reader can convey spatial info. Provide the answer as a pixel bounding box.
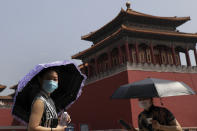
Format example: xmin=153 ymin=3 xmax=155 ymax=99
xmin=126 ymin=1 xmax=132 ymax=11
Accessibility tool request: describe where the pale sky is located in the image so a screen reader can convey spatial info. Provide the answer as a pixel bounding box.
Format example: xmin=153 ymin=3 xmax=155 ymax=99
xmin=0 ymin=0 xmax=197 ymax=96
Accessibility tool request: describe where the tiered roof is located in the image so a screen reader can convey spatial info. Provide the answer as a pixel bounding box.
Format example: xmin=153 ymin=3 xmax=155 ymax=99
xmin=82 ymin=4 xmax=190 ymax=42
xmin=0 ymin=95 xmax=12 ymax=100
xmin=0 ymin=84 xmax=6 ymax=92
xmin=0 ymin=84 xmax=17 ymax=100
xmin=72 ymin=2 xmax=197 ymax=60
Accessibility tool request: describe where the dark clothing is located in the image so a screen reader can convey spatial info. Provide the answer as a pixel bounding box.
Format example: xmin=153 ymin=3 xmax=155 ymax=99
xmin=138 ymin=105 xmax=175 ymax=131
xmin=32 ymin=90 xmax=58 ymax=128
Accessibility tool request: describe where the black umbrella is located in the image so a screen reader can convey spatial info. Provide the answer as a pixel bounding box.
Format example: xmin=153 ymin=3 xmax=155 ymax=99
xmin=111 ymin=78 xmax=196 ymax=99
xmin=12 ymin=60 xmax=86 ymax=124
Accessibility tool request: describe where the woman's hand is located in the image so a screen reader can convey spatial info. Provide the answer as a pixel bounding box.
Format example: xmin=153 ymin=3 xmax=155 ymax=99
xmin=152 ymin=120 xmax=161 ymax=130
xmin=152 ymin=119 xmax=182 ymax=131
xmin=66 ymin=113 xmax=71 ymax=124
xmin=59 ymin=112 xmax=71 ymax=125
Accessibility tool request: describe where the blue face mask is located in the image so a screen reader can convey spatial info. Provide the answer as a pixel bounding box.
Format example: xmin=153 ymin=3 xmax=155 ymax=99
xmin=42 ymin=80 xmax=58 ymax=93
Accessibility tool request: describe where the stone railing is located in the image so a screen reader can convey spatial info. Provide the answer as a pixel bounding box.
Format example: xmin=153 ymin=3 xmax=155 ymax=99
xmin=182 ymin=127 xmax=197 ymax=131
xmin=90 ymin=127 xmax=197 ymax=131
xmin=0 ymin=126 xmax=27 ymax=130
xmin=85 ymin=62 xmax=197 ymax=85
xmin=127 ymin=62 xmax=197 ymax=73
xmin=0 ymin=100 xmax=12 ymax=108
xmin=90 ymin=129 xmax=124 ymax=131
xmin=85 ymin=62 xmax=127 ymax=85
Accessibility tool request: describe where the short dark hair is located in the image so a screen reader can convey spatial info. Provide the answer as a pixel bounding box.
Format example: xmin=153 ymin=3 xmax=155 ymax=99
xmin=39 ymin=67 xmax=58 ymax=79
xmin=37 ymin=68 xmax=58 ymax=87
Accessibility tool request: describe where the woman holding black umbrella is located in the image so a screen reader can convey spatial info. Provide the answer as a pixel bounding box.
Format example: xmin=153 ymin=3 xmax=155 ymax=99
xmin=136 ymin=98 xmax=182 ymax=131
xmin=119 ymin=98 xmax=182 ymax=131
xmin=112 ymin=78 xmax=195 ymax=131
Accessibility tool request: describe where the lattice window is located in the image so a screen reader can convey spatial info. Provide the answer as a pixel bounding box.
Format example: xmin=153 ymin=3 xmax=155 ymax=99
xmin=111 ymin=48 xmax=119 ymax=67
xmin=139 ymin=50 xmax=145 ymax=63
xmin=112 ymin=57 xmax=118 ymax=66
xmin=132 ymin=49 xmax=136 ymax=63
xmin=154 ymin=49 xmax=160 ymax=64
xmin=161 ymin=51 xmax=167 ymax=64
xmin=121 ymin=46 xmax=127 ymax=64
xmin=98 ymin=63 xmax=102 ymax=73
xmin=175 ymin=54 xmax=180 ymax=65
xmin=167 ymin=53 xmax=173 ymax=65
xmin=89 ymin=65 xmax=94 ymax=77
xmin=122 ymin=55 xmax=127 ymax=63
xmin=103 ymin=61 xmax=108 ymax=71
xmin=146 ymin=48 xmax=152 ymax=63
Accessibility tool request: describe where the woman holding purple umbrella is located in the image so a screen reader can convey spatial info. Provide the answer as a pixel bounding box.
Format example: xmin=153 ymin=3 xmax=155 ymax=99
xmin=12 ymin=60 xmax=86 ymax=131
xmin=28 ymin=68 xmax=71 ymax=131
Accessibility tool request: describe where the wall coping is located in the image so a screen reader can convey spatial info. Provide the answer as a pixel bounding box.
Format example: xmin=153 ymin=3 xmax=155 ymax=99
xmin=86 ymin=62 xmax=197 ymax=85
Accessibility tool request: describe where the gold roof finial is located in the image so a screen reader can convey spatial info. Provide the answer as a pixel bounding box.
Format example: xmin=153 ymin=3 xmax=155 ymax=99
xmin=126 ymin=1 xmax=131 ymax=11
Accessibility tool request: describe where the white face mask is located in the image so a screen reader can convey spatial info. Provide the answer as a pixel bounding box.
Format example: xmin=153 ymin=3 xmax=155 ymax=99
xmin=138 ymin=100 xmax=151 ymax=110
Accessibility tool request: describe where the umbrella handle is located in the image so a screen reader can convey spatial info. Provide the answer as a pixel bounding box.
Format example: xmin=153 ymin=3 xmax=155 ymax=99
xmin=119 ymin=119 xmax=131 ymax=130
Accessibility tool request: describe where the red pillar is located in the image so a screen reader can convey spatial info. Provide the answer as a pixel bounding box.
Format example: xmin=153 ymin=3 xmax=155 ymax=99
xmin=125 ymin=42 xmax=131 ymax=62
xmin=135 ymin=42 xmax=139 ymax=63
xmin=87 ymin=62 xmax=91 ymax=78
xmin=164 ymin=48 xmax=169 ymax=65
xmin=185 ymin=47 xmax=191 ymax=66
xmin=166 ymin=49 xmax=170 ymax=65
xmin=193 ymin=47 xmax=197 ymax=66
xmin=150 ymin=43 xmax=155 ymax=64
xmin=118 ymin=45 xmax=123 ymax=64
xmin=177 ymin=52 xmax=181 ymax=65
xmin=160 ymin=48 xmax=163 ymax=65
xmin=107 ymin=51 xmax=112 ymax=68
xmin=94 ymin=57 xmax=98 ymax=75
xmin=82 ymin=62 xmax=86 ymax=75
xmin=130 ymin=45 xmax=133 ymax=63
xmin=171 ymin=45 xmax=176 ymax=65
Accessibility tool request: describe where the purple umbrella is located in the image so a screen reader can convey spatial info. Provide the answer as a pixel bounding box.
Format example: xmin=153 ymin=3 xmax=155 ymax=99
xmin=12 ymin=60 xmax=86 ymax=124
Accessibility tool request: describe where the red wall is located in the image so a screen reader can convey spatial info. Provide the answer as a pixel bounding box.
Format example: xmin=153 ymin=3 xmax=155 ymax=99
xmin=0 ymin=108 xmax=13 ymax=126
xmin=0 ymin=108 xmax=26 ymax=130
xmin=69 ymin=70 xmax=197 ymax=130
xmin=68 ymin=71 xmax=133 ymax=130
xmin=1 ymin=70 xmax=196 ymax=130
xmin=127 ymin=70 xmax=197 ymax=128
xmin=68 ymin=70 xmax=197 ymax=130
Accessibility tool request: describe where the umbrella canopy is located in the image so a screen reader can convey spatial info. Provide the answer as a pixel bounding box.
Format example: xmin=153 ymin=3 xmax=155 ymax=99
xmin=111 ymin=78 xmax=196 ymax=99
xmin=12 ymin=60 xmax=86 ymax=124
